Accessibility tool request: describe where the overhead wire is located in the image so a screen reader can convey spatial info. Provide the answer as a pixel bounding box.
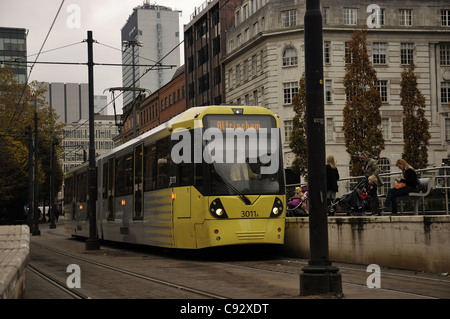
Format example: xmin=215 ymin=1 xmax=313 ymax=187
xmin=10 ymin=0 xmax=234 ymax=142
xmin=4 ymin=0 xmax=66 ymax=136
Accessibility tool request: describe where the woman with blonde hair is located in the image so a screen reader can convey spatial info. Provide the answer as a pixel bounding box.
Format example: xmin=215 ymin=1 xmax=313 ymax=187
xmin=326 ymin=155 xmax=340 ymax=207
xmin=382 ymin=159 xmax=420 ymax=214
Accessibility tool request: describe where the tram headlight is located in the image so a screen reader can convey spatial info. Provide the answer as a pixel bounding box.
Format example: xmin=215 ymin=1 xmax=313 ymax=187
xmin=270 ymin=197 xmax=283 ymax=218
xmin=209 ymin=198 xmax=228 ymax=219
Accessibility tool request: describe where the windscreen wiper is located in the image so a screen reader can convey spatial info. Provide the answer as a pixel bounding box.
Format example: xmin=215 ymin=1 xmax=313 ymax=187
xmin=214 ymin=170 xmax=252 ymax=205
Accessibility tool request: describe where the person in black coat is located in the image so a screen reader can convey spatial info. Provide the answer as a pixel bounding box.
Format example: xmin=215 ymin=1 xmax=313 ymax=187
xmin=326 ymin=155 xmax=340 ymax=207
xmin=382 ymin=159 xmax=420 ymax=214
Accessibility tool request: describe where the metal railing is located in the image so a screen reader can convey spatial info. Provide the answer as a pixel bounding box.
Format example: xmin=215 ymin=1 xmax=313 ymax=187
xmin=286 ymin=166 xmax=450 ymax=215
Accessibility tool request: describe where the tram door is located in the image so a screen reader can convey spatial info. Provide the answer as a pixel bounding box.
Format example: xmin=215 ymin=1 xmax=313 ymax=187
xmin=134 ymin=144 xmax=144 ymax=219
xmin=107 ymin=157 xmax=115 ymax=220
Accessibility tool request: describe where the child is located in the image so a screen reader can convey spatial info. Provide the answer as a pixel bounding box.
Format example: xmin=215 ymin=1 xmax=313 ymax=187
xmin=287 ymin=187 xmax=303 ymax=208
xmin=367 ymin=175 xmax=380 ymax=216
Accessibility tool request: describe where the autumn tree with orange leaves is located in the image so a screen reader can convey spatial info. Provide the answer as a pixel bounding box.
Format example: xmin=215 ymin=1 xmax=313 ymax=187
xmin=342 ymin=29 xmax=384 ymax=176
xmin=400 ymin=64 xmax=430 ymax=169
xmin=0 ymin=67 xmax=63 ymax=221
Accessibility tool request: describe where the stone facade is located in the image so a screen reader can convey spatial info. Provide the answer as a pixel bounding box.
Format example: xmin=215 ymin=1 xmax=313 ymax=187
xmin=223 ymin=0 xmax=450 ymax=182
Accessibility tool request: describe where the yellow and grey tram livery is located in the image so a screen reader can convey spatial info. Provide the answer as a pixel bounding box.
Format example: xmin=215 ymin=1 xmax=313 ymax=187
xmin=64 ymin=106 xmax=286 ymax=249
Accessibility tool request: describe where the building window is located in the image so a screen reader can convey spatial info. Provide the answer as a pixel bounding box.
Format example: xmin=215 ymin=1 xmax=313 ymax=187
xmin=325 ymin=79 xmax=332 ymax=102
xmin=283 ymin=82 xmax=299 ymax=104
xmin=401 ymin=43 xmax=414 ymax=65
xmin=228 ymin=69 xmax=233 ymax=89
xmin=326 ymin=118 xmax=334 ymax=141
xmin=282 ymin=10 xmax=297 ymax=27
xmin=324 ymin=41 xmax=331 ymax=64
xmin=235 ymin=9 xmax=240 ymax=26
xmin=381 ymin=118 xmax=391 ymax=140
xmin=236 ymin=64 xmax=241 ymax=85
xmin=440 ymin=43 xmax=450 ymax=66
xmin=244 ymin=60 xmax=249 ymax=81
xmin=252 ymin=55 xmax=257 ymax=77
xmin=253 ymin=90 xmax=258 ymax=105
xmin=373 ymin=42 xmax=387 ymax=64
xmin=282 ymin=47 xmax=298 ymax=66
xmin=323 ymin=7 xmax=329 ymax=25
xmin=399 ymin=9 xmax=413 ymax=26
xmin=253 ymin=22 xmax=258 ymax=35
xmin=343 ymin=8 xmax=357 ymax=25
xmin=441 ymin=9 xmax=450 ymax=26
xmin=345 ymin=41 xmax=352 ymax=64
xmin=284 ymin=120 xmax=292 ymax=142
xmin=441 ymin=82 xmax=450 ymax=103
xmin=377 ymin=80 xmax=388 ymax=103
xmin=445 ymin=118 xmax=450 ymax=141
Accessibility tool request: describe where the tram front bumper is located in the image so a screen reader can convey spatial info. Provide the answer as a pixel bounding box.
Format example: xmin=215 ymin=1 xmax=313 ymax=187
xmin=194 ymin=218 xmax=285 ymax=248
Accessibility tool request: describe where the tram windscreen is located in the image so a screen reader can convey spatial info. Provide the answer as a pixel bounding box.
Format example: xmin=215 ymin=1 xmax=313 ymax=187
xmin=202 ymin=114 xmax=284 ymax=195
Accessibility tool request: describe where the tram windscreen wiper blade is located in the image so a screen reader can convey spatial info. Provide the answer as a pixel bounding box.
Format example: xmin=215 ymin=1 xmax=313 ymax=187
xmin=214 ymin=170 xmax=252 ymax=205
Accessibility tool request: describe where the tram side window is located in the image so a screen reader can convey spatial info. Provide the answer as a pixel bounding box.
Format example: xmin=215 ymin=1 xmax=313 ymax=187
xmin=144 ymin=144 xmax=157 ymax=191
xmin=115 ymin=157 xmax=124 ymax=197
xmin=76 ymin=172 xmax=87 ymax=202
xmin=172 ymin=130 xmax=193 ymax=187
xmin=64 ymin=177 xmax=74 ymax=203
xmin=124 ymin=153 xmax=133 ymax=196
xmin=156 ymin=137 xmax=169 ymax=189
xmin=102 ymin=163 xmax=108 ymax=199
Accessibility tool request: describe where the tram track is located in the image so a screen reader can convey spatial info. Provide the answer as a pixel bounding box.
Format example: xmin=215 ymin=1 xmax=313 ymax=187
xmin=30 ymin=241 xmax=228 ymax=299
xmin=212 ymin=255 xmax=449 ymax=299
xmin=26 ymin=263 xmax=89 ymax=299
xmin=29 ymin=227 xmax=450 ymax=299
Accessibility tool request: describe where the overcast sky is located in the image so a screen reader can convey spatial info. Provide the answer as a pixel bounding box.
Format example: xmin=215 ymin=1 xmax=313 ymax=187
xmin=0 ymin=0 xmax=204 ymax=114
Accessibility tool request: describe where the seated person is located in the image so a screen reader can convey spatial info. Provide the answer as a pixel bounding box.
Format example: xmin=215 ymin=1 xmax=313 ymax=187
xmin=230 ymin=162 xmax=261 ymax=181
xmin=287 ymin=187 xmax=306 ymax=209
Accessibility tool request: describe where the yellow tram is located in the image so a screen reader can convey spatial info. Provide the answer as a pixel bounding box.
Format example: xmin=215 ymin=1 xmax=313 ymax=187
xmin=64 ymin=106 xmax=285 ymax=248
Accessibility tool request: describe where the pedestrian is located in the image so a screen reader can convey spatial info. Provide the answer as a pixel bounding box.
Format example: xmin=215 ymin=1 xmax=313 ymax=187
xmin=382 ymin=159 xmax=420 ymax=214
xmin=326 ymin=155 xmax=340 ymax=207
xmin=367 ymin=175 xmax=380 ymax=216
xmin=360 ymin=151 xmax=383 ymax=187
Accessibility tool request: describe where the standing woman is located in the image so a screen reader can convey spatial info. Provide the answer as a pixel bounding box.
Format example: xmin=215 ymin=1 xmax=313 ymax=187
xmin=326 ymin=155 xmax=340 ymax=207
xmin=382 ymin=159 xmax=420 ymax=214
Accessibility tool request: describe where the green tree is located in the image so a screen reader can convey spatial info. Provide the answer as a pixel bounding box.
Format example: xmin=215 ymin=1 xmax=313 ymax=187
xmin=400 ymin=64 xmax=431 ymax=169
xmin=0 ymin=68 xmax=64 ymax=216
xmin=289 ymin=73 xmax=308 ymax=180
xmin=342 ymin=29 xmax=385 ymax=176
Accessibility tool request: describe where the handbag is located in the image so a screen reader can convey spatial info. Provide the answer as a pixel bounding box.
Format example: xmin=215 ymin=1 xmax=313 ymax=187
xmin=394 ymin=182 xmax=406 ymax=189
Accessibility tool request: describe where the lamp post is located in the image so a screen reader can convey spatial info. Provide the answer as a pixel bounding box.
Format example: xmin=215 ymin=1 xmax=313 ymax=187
xmin=32 ymin=102 xmax=40 ymax=236
xmin=299 ymin=0 xmax=342 ymax=296
xmin=49 ymin=138 xmax=58 ymax=229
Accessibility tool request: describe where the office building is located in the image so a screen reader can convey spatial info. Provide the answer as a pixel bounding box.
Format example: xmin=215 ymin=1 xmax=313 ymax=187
xmin=41 ymin=82 xmax=108 ymax=124
xmin=184 ymin=0 xmax=241 ymax=108
xmin=121 ymin=1 xmax=181 ymax=108
xmin=62 ymin=114 xmax=120 ymax=172
xmin=0 ymin=27 xmax=27 ymax=84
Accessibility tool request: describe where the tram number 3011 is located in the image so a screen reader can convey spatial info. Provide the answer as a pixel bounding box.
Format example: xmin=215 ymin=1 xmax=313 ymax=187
xmin=241 ymin=210 xmax=258 ymax=218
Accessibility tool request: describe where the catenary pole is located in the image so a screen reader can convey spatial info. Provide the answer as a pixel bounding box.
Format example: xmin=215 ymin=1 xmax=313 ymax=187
xmin=85 ymin=31 xmax=100 ymax=250
xmin=299 ymin=0 xmax=342 ymax=296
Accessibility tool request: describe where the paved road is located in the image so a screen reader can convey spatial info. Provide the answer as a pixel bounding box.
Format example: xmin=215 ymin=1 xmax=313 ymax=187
xmin=24 ymin=222 xmax=450 ymax=302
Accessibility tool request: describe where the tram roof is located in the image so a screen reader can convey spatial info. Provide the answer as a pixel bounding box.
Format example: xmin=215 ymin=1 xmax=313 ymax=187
xmin=65 ymin=105 xmax=277 ymax=174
